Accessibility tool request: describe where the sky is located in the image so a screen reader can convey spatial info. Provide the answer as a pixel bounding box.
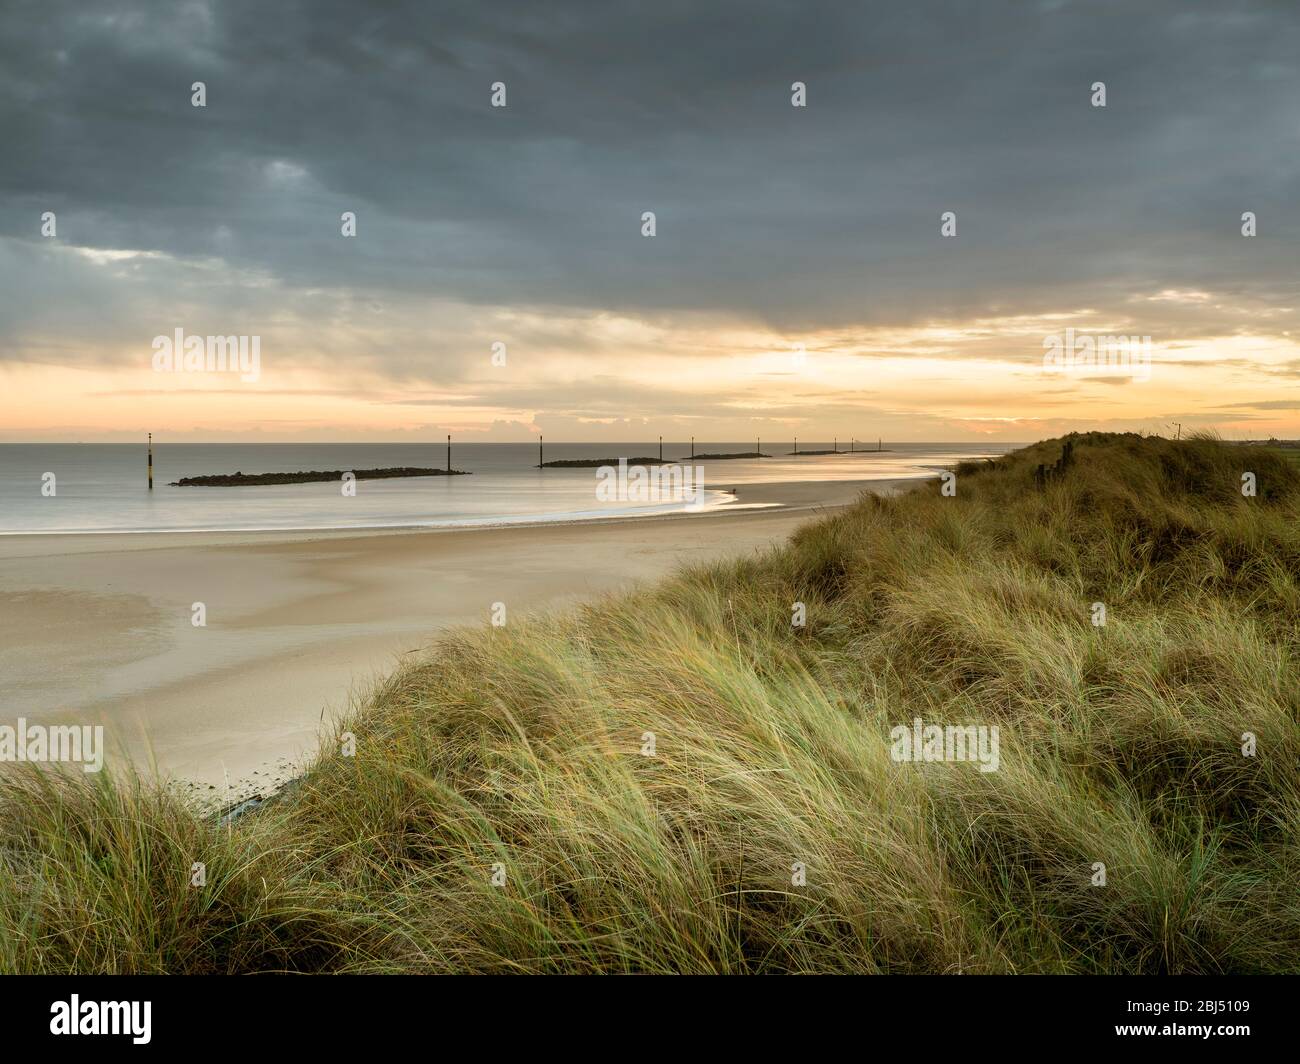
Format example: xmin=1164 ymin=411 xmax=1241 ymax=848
xmin=1 ymin=0 xmax=1298 ymax=444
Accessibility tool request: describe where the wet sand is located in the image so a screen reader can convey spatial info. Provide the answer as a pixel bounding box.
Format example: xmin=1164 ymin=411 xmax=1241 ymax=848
xmin=0 ymin=477 xmax=919 ymax=800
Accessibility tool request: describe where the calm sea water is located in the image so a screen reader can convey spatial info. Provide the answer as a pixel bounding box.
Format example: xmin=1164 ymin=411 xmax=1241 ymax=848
xmin=0 ymin=442 xmax=1013 ymax=534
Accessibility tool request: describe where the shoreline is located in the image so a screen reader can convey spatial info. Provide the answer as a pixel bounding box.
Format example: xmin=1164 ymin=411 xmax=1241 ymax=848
xmin=0 ymin=476 xmax=925 ymax=803
xmin=0 ymin=475 xmax=929 ymax=551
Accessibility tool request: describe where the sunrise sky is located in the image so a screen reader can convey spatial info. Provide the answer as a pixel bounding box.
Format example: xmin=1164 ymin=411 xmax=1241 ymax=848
xmin=3 ymin=0 xmax=1298 ymax=443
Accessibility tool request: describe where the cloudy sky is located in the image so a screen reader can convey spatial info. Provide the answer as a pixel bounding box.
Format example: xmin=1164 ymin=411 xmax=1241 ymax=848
xmin=2 ymin=0 xmax=1298 ymax=443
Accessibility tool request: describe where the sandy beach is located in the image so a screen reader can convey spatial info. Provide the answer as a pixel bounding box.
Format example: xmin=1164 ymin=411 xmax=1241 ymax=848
xmin=0 ymin=477 xmax=917 ymax=800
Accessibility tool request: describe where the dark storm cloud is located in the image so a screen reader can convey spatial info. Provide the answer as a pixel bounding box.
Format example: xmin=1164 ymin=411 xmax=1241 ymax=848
xmin=3 ymin=0 xmax=1300 ymax=359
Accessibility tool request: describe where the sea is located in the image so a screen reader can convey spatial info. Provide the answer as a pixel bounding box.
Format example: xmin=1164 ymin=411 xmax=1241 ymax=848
xmin=0 ymin=441 xmax=1015 ymax=534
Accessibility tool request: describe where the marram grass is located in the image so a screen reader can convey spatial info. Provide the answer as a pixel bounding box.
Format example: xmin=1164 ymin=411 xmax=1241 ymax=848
xmin=2 ymin=432 xmax=1298 ymax=973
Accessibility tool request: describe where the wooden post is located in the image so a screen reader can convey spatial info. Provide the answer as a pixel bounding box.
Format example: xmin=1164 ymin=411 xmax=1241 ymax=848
xmin=834 ymin=437 xmax=837 ymax=453
xmin=446 ymin=435 xmax=451 ymax=473
xmin=539 ymin=434 xmax=544 ymax=468
xmin=878 ymin=438 xmax=882 ymax=452
xmin=794 ymin=437 xmax=798 ymax=454
xmin=147 ymin=433 xmax=153 ymax=491
xmin=690 ymin=436 xmax=694 ymax=460
xmin=757 ymin=437 xmax=760 ymax=456
xmin=659 ymin=436 xmax=662 ymax=461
